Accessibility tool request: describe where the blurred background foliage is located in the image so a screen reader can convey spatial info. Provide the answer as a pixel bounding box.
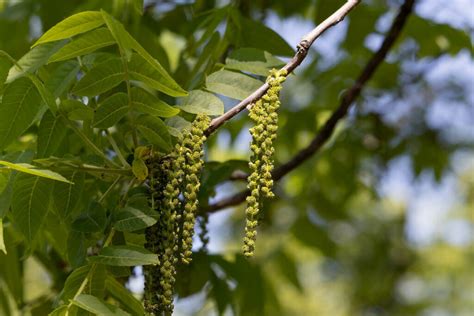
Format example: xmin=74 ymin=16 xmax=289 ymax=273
xmin=0 ymin=0 xmax=472 ymax=315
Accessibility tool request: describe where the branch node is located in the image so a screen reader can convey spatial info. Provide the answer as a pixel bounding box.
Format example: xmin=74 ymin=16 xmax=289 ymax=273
xmin=297 ymin=40 xmax=310 ymax=54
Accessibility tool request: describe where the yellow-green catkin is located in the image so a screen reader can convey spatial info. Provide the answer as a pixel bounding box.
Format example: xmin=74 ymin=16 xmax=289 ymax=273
xmin=144 ymin=155 xmax=177 ymax=315
xmin=181 ymin=114 xmax=210 ymax=264
xmin=158 ymin=145 xmax=185 ymax=314
xmin=144 ymin=114 xmax=209 ymax=315
xmin=243 ymin=69 xmax=287 ymax=258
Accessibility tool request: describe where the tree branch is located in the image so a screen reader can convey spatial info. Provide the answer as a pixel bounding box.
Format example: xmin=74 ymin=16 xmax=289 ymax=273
xmin=205 ymin=0 xmax=416 ymax=213
xmin=204 ymin=0 xmax=362 ymax=136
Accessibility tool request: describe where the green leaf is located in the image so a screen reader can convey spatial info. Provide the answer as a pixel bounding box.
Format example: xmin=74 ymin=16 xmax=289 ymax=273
xmin=100 ymin=10 xmax=135 ymax=58
xmin=86 ymin=264 xmax=107 ymax=297
xmin=178 ymin=90 xmax=224 ymax=115
xmin=0 ymin=161 xmax=71 ymax=183
xmin=132 ymin=158 xmax=148 ymax=181
xmin=6 ymin=41 xmax=66 ymax=83
xmin=0 ymin=78 xmax=42 ymax=149
xmin=209 ymin=269 xmax=234 ymax=315
xmin=275 ymin=249 xmax=302 ymax=291
xmin=175 ymin=252 xmax=210 ymax=297
xmin=72 ymin=58 xmax=124 ymax=96
xmin=114 ymin=206 xmax=157 ymax=232
xmin=230 ymin=11 xmax=294 ymax=57
xmin=0 ymin=218 xmax=6 ymax=254
xmin=106 ymin=276 xmax=145 ymax=316
xmin=11 ymin=174 xmax=53 ymax=243
xmin=27 ymin=74 xmax=58 ymax=113
xmin=73 ymin=294 xmax=130 ymax=316
xmin=136 ymin=115 xmax=172 ymax=152
xmin=45 ymin=60 xmax=80 ymax=97
xmin=165 ymin=116 xmax=192 ymax=137
xmin=132 ymin=0 xmax=144 ymax=16
xmin=404 ymin=16 xmax=471 ymax=56
xmin=130 ymin=87 xmax=180 ymax=117
xmin=37 ymin=110 xmax=67 ymax=158
xmin=0 ymin=55 xmax=10 ymax=92
xmin=128 ymin=54 xmax=186 ymax=97
xmin=49 ymin=28 xmax=115 ymax=63
xmin=33 ymin=11 xmax=104 ymax=47
xmin=67 ymin=231 xmax=87 ymax=268
xmin=0 ymin=151 xmax=34 ymax=218
xmin=225 ymin=48 xmax=285 ymax=76
xmin=101 ymin=10 xmax=187 ymax=96
xmin=71 ymin=201 xmax=107 ymax=233
xmin=49 ymin=305 xmax=68 ymax=316
xmin=89 ymin=245 xmax=159 ymax=266
xmin=52 ymin=171 xmax=84 ymax=219
xmin=93 ymin=92 xmax=129 ymax=129
xmin=206 ymin=70 xmax=262 ymax=100
xmin=58 ymin=264 xmax=91 ymax=303
xmin=60 ymin=99 xmax=94 ymax=121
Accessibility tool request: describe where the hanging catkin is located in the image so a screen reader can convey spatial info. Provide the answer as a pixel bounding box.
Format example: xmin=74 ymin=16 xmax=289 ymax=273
xmin=243 ymin=69 xmax=287 ymax=258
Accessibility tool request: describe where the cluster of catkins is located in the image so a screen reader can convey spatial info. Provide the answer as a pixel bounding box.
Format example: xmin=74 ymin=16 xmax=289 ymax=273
xmin=243 ymin=69 xmax=287 ymax=258
xmin=144 ymin=114 xmax=209 ymax=315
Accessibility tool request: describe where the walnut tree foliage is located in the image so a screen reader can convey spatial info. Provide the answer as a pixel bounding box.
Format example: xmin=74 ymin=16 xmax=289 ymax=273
xmin=0 ymin=0 xmax=472 ymax=316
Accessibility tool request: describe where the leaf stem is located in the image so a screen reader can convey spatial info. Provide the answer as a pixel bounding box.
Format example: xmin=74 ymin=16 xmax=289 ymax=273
xmin=98 ymin=176 xmax=122 ymax=203
xmin=60 ymin=116 xmax=120 ymax=168
xmin=105 ymin=130 xmax=130 ymax=167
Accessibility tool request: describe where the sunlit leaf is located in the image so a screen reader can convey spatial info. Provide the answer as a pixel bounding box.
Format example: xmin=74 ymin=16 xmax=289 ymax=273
xmin=178 ymin=90 xmax=224 ymax=115
xmin=131 ymin=87 xmax=180 ymax=117
xmin=0 ymin=161 xmax=71 ymax=183
xmin=6 ymin=41 xmax=66 ymax=83
xmin=128 ymin=54 xmax=187 ymax=97
xmin=72 ymin=58 xmax=124 ymax=96
xmin=89 ymin=245 xmax=160 ymax=266
xmin=101 ymin=10 xmax=187 ymax=96
xmin=225 ymin=48 xmax=285 ymax=76
xmin=33 ymin=11 xmax=104 ymax=47
xmin=49 ymin=27 xmax=115 ymax=63
xmin=206 ymin=70 xmax=262 ymax=100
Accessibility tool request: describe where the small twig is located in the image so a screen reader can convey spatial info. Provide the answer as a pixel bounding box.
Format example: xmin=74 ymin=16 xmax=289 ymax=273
xmin=205 ymin=0 xmax=416 ymax=213
xmin=204 ymin=0 xmax=361 ymax=136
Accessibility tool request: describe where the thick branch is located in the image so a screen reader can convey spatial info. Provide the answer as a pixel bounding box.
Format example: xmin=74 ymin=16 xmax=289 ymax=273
xmin=204 ymin=0 xmax=361 ymax=136
xmin=206 ymin=0 xmax=416 ymax=213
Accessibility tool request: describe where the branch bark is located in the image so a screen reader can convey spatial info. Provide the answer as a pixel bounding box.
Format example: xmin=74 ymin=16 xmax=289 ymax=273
xmin=204 ymin=0 xmax=362 ymax=136
xmin=206 ymin=0 xmax=416 ymax=213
